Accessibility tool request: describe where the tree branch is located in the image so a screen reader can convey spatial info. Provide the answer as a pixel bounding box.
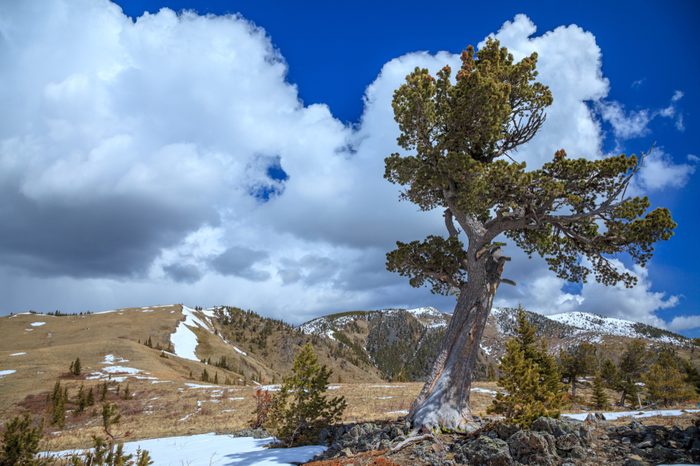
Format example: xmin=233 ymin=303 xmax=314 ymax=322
xmin=444 ymin=208 xmax=460 ymax=238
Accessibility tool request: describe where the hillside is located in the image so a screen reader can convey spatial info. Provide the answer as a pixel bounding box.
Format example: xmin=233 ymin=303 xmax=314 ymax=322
xmin=301 ymin=306 xmax=696 ymax=382
xmin=1 ymin=302 xmax=698 ymax=455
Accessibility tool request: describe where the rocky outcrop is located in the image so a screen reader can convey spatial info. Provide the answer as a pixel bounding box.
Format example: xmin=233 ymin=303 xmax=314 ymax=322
xmin=309 ymin=416 xmax=700 ymax=465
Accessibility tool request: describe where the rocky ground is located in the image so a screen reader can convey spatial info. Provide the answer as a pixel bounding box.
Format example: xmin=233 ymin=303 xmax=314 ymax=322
xmin=304 ymin=414 xmax=700 ymax=465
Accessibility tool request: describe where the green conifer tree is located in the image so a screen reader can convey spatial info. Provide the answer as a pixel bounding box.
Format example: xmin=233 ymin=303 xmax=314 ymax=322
xmin=77 ymin=385 xmax=86 ymax=413
xmin=600 ymin=358 xmax=619 ymax=389
xmin=618 ymin=340 xmax=647 ymax=407
xmin=644 ymin=349 xmax=695 ymax=407
xmin=0 ymin=415 xmax=43 ymax=466
xmin=70 ymin=357 xmax=82 ymax=376
xmin=87 ymin=387 xmax=95 ymax=406
xmin=201 ymin=369 xmax=210 ymax=383
xmin=266 ymin=343 xmax=347 ymax=446
xmin=100 ymin=382 xmax=108 ymax=402
xmin=592 ymin=373 xmax=609 ymax=410
xmin=559 ymin=343 xmax=597 ymax=397
xmin=488 ymin=308 xmax=564 ymax=426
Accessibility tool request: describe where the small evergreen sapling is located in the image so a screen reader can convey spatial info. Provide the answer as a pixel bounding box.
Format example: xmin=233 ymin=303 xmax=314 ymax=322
xmin=50 ymin=380 xmax=66 ymax=428
xmin=266 ymin=343 xmax=347 ymax=446
xmin=0 ymin=415 xmax=43 ymax=466
xmin=488 ymin=308 xmax=564 ymax=426
xmin=592 ymin=373 xmax=609 ymax=410
xmin=70 ymin=357 xmax=82 ymax=376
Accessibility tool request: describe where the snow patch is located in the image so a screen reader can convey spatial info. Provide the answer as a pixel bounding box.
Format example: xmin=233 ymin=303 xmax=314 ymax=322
xmin=184 ymin=383 xmax=224 ymax=389
xmin=10 ymin=352 xmax=27 ymax=356
xmin=0 ymin=369 xmax=16 ymax=377
xmin=386 ymin=410 xmax=409 ymax=415
xmin=101 ymin=365 xmax=140 ymax=374
xmin=471 ymin=387 xmax=498 ymax=396
xmin=259 ymin=384 xmax=281 ymax=392
xmin=233 ymin=346 xmax=247 ymax=356
xmin=30 ymin=322 xmax=46 ymax=327
xmin=562 ymin=408 xmax=700 ymax=421
xmin=170 ymin=306 xmax=213 ymax=362
xmin=49 ymin=433 xmax=325 ymax=465
xmin=102 ymin=354 xmax=129 ymax=365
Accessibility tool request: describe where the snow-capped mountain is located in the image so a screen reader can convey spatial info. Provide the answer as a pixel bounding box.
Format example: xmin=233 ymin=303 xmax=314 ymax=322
xmin=298 ymin=306 xmax=691 ymax=382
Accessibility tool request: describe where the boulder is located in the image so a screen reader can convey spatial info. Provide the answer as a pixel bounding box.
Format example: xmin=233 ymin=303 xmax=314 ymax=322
xmin=507 ymin=430 xmax=558 ymax=466
xmin=454 ymin=435 xmax=513 ymax=466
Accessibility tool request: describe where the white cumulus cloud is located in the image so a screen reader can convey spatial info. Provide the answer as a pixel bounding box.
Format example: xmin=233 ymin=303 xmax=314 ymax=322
xmin=0 ymin=2 xmax=692 ymax=330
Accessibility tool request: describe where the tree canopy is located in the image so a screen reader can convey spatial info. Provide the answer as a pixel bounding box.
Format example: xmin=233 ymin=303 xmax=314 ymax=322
xmin=385 ymin=38 xmax=675 ymax=294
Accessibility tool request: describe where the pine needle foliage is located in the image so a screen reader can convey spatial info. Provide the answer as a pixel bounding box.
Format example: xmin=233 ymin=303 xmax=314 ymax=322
xmin=643 ymin=349 xmax=695 ymax=407
xmin=617 ymin=340 xmax=647 ymax=407
xmin=559 ymin=342 xmax=597 ymax=397
xmin=266 ymin=343 xmax=347 ymax=446
xmin=592 ymin=373 xmax=609 ymax=410
xmin=50 ymin=381 xmax=66 ymax=428
xmin=0 ymin=415 xmax=43 ymax=466
xmin=488 ymin=308 xmax=565 ymax=426
xmin=69 ymin=357 xmax=81 ymax=376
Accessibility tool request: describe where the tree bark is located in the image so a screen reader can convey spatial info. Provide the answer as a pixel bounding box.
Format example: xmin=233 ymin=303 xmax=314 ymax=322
xmin=409 ymin=250 xmax=505 ymax=431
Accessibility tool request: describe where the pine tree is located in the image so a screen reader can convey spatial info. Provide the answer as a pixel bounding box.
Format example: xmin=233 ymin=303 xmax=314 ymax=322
xmin=592 ymin=373 xmax=609 ymax=410
xmin=214 ymin=372 xmax=219 ymax=384
xmin=87 ymin=387 xmax=95 ymax=406
xmin=52 ymin=392 xmax=66 ymax=428
xmin=559 ymin=343 xmax=597 ymax=397
xmin=50 ymin=380 xmax=66 ymax=428
xmin=0 ymin=415 xmax=43 ymax=466
xmin=618 ymin=340 xmax=647 ymax=407
xmin=644 ymin=349 xmax=694 ymax=407
xmin=382 ymin=38 xmax=675 ymax=430
xmin=100 ymin=382 xmax=108 ymax=402
xmin=146 ymin=336 xmax=153 ymax=348
xmin=600 ymin=358 xmax=619 ymax=389
xmin=488 ymin=308 xmax=565 ymax=427
xmin=680 ymin=359 xmax=700 ymax=394
xmin=70 ymin=357 xmax=82 ymax=376
xmin=123 ymin=383 xmax=130 ymax=400
xmin=201 ymin=369 xmax=210 ymax=383
xmin=266 ymin=343 xmax=347 ymax=446
xmin=102 ymin=402 xmax=121 ymax=443
xmin=77 ymin=385 xmax=87 ymax=413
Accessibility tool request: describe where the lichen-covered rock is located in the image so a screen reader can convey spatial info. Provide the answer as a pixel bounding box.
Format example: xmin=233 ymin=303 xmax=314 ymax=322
xmin=454 ymin=435 xmax=513 ymax=466
xmin=555 ymin=432 xmax=580 ymax=451
xmin=507 ymin=430 xmax=558 ymax=466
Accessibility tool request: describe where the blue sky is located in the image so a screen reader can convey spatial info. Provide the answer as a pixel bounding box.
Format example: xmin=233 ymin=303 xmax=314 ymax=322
xmin=1 ymin=1 xmax=699 ymax=335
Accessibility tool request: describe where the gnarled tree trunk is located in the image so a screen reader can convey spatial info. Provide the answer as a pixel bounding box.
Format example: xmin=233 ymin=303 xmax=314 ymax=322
xmin=409 ymin=249 xmax=506 ymax=431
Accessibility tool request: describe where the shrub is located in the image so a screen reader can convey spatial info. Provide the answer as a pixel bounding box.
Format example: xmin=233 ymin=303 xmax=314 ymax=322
xmin=266 ymin=343 xmax=347 ymax=446
xmin=250 ymin=389 xmax=273 ymax=429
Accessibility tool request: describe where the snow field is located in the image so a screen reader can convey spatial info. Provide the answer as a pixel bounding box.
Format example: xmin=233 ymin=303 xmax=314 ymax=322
xmin=46 ymin=432 xmax=325 ymax=466
xmin=563 ymin=408 xmax=700 ymax=421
